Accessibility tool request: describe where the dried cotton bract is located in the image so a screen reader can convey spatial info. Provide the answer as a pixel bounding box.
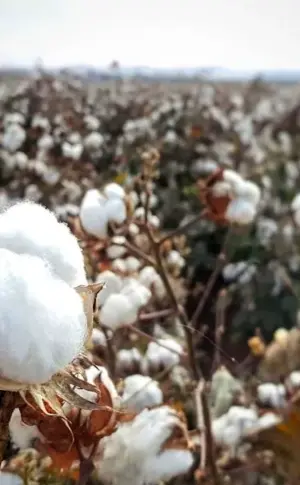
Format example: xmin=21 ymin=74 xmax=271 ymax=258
xmin=0 ymin=249 xmax=86 ymax=384
xmin=96 ymin=406 xmax=194 ymax=485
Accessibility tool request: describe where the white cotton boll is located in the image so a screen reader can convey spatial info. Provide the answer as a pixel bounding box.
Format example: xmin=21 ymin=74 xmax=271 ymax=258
xmin=84 ymin=131 xmax=104 ymax=150
xmin=225 ymin=198 xmax=256 ymax=225
xmin=166 ymin=250 xmax=185 ymax=269
xmin=129 ymin=191 xmax=139 ymax=208
xmin=62 ymin=142 xmax=83 ymax=160
xmin=149 ymin=214 xmax=160 ymax=229
xmin=24 ymin=184 xmax=42 ymax=202
xmin=0 ymin=472 xmax=24 ymax=485
xmin=128 ymin=223 xmax=139 ymax=236
xmin=104 ymin=183 xmax=125 ymax=200
xmin=111 ymin=258 xmax=127 ymax=274
xmin=117 ymin=348 xmax=142 ymax=371
xmin=14 ymin=151 xmax=28 ymax=170
xmin=80 ymin=189 xmax=108 ymax=239
xmin=291 ymin=194 xmax=300 ymax=212
xmin=223 ymin=169 xmax=244 ymax=190
xmin=95 ymin=270 xmax=123 ymax=306
xmin=0 ymin=249 xmax=86 ymax=383
xmin=99 ymin=294 xmax=138 ymax=330
xmin=92 ymin=327 xmax=107 ymax=347
xmin=107 ymin=243 xmax=127 ymax=259
xmin=121 ymin=280 xmax=152 ymax=309
xmin=212 ymin=181 xmax=232 ymax=197
xmin=2 ymin=123 xmax=26 ymax=152
xmin=37 ymin=133 xmax=53 ymax=151
xmin=257 ymin=383 xmax=286 ymax=408
xmin=145 ymin=339 xmax=182 ymax=370
xmin=31 ymin=114 xmax=50 ymax=131
xmin=140 ymin=192 xmax=158 ymax=209
xmin=287 ymin=371 xmax=300 ymax=388
xmin=125 ymin=256 xmax=141 ymax=272
xmin=84 ymin=115 xmax=100 ymax=131
xmin=9 ymin=409 xmax=40 ymax=449
xmin=42 ymin=168 xmax=60 ymax=186
xmin=143 ymin=449 xmax=193 ymax=483
xmin=255 ymin=412 xmax=281 ymax=430
xmin=134 ymin=207 xmax=145 ymax=219
xmin=122 ymin=375 xmax=163 ymax=412
xmin=68 ymin=132 xmax=82 ymax=145
xmin=4 ymin=112 xmax=25 ymax=127
xmin=213 ymin=406 xmax=258 ymax=448
xmin=222 ymin=261 xmax=247 ymax=282
xmin=139 ymin=266 xmax=158 ymax=287
xmin=97 ymin=406 xmax=186 ymax=485
xmin=235 ymin=181 xmax=261 ymax=206
xmin=0 ymin=202 xmax=87 ymax=287
xmin=105 ymin=198 xmax=127 ymax=224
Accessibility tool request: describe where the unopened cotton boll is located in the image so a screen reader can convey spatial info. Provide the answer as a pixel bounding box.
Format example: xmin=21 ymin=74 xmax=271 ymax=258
xmin=122 ymin=375 xmax=163 ymax=412
xmin=96 ymin=406 xmax=193 ymax=485
xmin=0 ymin=202 xmax=87 ymax=287
xmin=96 ymin=270 xmax=123 ymax=306
xmin=80 ymin=189 xmax=108 ymax=239
xmin=9 ymin=409 xmax=40 ymax=449
xmin=257 ymin=383 xmax=286 ymax=408
xmin=99 ymin=294 xmax=138 ymax=330
xmin=0 ymin=249 xmax=86 ymax=383
xmin=104 ymin=182 xmax=125 ymax=200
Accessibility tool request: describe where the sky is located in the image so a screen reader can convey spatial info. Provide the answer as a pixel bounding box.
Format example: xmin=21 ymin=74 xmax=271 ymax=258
xmin=0 ymin=0 xmax=299 ymax=70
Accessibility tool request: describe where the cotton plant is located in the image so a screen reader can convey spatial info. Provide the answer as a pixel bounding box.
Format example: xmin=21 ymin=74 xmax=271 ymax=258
xmin=120 ymin=374 xmax=163 ymax=412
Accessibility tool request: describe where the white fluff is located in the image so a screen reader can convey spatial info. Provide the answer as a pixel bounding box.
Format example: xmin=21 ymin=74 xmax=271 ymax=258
xmin=117 ymin=348 xmax=142 ymax=371
xmin=96 ymin=270 xmax=123 ymax=306
xmin=2 ymin=123 xmax=26 ymax=152
xmin=212 ymin=406 xmax=258 ymax=448
xmin=0 ymin=472 xmax=23 ymax=485
xmin=166 ymin=250 xmax=185 ymax=269
xmin=91 ymin=327 xmax=107 ymax=347
xmin=107 ymin=237 xmax=127 ymax=259
xmin=124 ymin=256 xmax=141 ymax=272
xmin=225 ymin=198 xmax=257 ymax=225
xmin=9 ymin=409 xmax=40 ymax=449
xmin=287 ymin=371 xmax=300 ymax=388
xmin=111 ymin=258 xmax=127 ymax=274
xmin=80 ymin=189 xmax=108 ymax=239
xmin=105 ymin=198 xmax=127 ymax=224
xmin=121 ymin=279 xmax=152 ymax=310
xmin=84 ymin=132 xmax=104 ymax=150
xmin=145 ymin=339 xmax=183 ymax=370
xmin=96 ymin=406 xmax=193 ymax=485
xmin=257 ymin=383 xmax=286 ymax=408
xmin=104 ymin=183 xmax=125 ymax=200
xmin=0 ymin=202 xmax=87 ymax=287
xmin=0 ymin=249 xmax=86 ymax=383
xmin=122 ymin=374 xmax=163 ymax=412
xmin=99 ymin=294 xmax=138 ymax=330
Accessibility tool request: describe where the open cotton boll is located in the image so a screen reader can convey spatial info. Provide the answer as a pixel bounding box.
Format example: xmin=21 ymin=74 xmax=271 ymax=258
xmin=257 ymin=383 xmax=286 ymax=408
xmin=287 ymin=371 xmax=300 ymax=389
xmin=212 ymin=406 xmax=258 ymax=448
xmin=92 ymin=327 xmax=107 ymax=347
xmin=166 ymin=250 xmax=185 ymax=269
xmin=0 ymin=472 xmax=24 ymax=485
xmin=121 ymin=280 xmax=152 ymax=310
xmin=95 ymin=270 xmax=123 ymax=306
xmin=105 ymin=198 xmax=127 ymax=224
xmin=149 ymin=214 xmax=160 ymax=229
xmin=117 ymin=348 xmax=142 ymax=372
xmin=0 ymin=249 xmax=86 ymax=384
xmin=0 ymin=202 xmax=87 ymax=287
xmin=291 ymin=193 xmax=300 ymax=212
xmin=142 ymin=449 xmax=194 ymax=484
xmin=96 ymin=406 xmax=189 ymax=485
xmin=122 ymin=374 xmax=163 ymax=412
xmin=145 ymin=339 xmax=182 ymax=370
xmin=125 ymin=256 xmax=141 ymax=272
xmin=223 ymin=169 xmax=244 ymax=190
xmin=138 ymin=266 xmax=166 ymax=298
xmin=235 ymin=180 xmax=261 ymax=206
xmin=99 ymin=294 xmax=138 ymax=330
xmin=84 ymin=132 xmax=104 ymax=150
xmin=106 ymin=237 xmax=127 ymax=259
xmin=80 ymin=189 xmax=108 ymax=239
xmin=9 ymin=409 xmax=40 ymax=449
xmin=2 ymin=123 xmax=26 ymax=152
xmin=225 ymin=198 xmax=257 ymax=225
xmin=104 ymin=183 xmax=125 ymax=200
xmin=111 ymin=258 xmax=127 ymax=274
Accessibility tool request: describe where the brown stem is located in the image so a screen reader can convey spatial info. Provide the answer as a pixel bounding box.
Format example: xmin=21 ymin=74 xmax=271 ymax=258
xmin=139 ymin=308 xmax=176 ymax=322
xmin=0 ymin=391 xmax=18 ymax=463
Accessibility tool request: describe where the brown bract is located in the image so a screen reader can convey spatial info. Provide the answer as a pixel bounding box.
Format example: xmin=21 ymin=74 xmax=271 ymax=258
xmin=198 ymin=168 xmax=231 ymax=224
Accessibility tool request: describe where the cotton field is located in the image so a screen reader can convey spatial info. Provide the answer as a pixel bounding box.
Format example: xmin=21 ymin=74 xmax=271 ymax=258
xmin=1 ymin=71 xmax=300 ymax=485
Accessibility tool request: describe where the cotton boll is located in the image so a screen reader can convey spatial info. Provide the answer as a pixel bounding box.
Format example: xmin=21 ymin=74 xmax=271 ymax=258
xmin=287 ymin=371 xmax=300 ymax=389
xmin=80 ymin=189 xmax=108 ymax=239
xmin=104 ymin=183 xmax=125 ymax=200
xmin=213 ymin=406 xmax=258 ymax=448
xmin=257 ymin=383 xmax=286 ymax=408
xmin=256 ymin=412 xmax=281 ymax=430
xmin=139 ymin=266 xmax=158 ymax=287
xmin=122 ymin=375 xmax=163 ymax=412
xmin=125 ymin=256 xmax=141 ymax=273
xmin=166 ymin=250 xmax=185 ymax=269
xmin=291 ymin=193 xmax=300 ymax=212
xmin=129 ymin=191 xmax=139 ymax=208
xmin=37 ymin=133 xmax=54 ymax=151
xmin=2 ymin=123 xmax=26 ymax=152
xmin=9 ymin=409 xmax=40 ymax=449
xmin=0 ymin=249 xmax=86 ymax=383
xmin=84 ymin=132 xmax=104 ymax=150
xmin=105 ymin=198 xmax=127 ymax=224
xmin=107 ymin=243 xmax=127 ymax=259
xmin=99 ymin=294 xmax=138 ymax=330
xmin=145 ymin=339 xmax=182 ymax=370
xmin=235 ymin=181 xmax=261 ymax=206
xmin=140 ymin=192 xmax=158 ymax=209
xmin=0 ymin=472 xmax=23 ymax=485
xmin=14 ymin=151 xmax=28 ymax=170
xmin=95 ymin=270 xmax=123 ymax=306
xmin=225 ymin=198 xmax=256 ymax=225
xmin=223 ymin=169 xmax=244 ymax=190
xmin=111 ymin=258 xmax=127 ymax=274
xmin=117 ymin=349 xmax=142 ymax=374
xmin=92 ymin=327 xmax=107 ymax=347
xmin=134 ymin=207 xmax=145 ymax=219
xmin=128 ymin=223 xmax=139 ymax=236
xmin=0 ymin=202 xmax=87 ymax=287
xmin=96 ymin=406 xmax=189 ymax=485
xmin=62 ymin=142 xmax=83 ymax=160
xmin=149 ymin=214 xmax=160 ymax=229
xmin=84 ymin=114 xmax=100 ymax=131
xmin=24 ymin=184 xmax=42 ymax=202
xmin=142 ymin=449 xmax=193 ymax=483
xmin=121 ymin=280 xmax=151 ymax=309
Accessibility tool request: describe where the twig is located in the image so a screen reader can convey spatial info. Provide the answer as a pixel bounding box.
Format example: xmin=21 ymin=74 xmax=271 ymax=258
xmin=139 ymin=308 xmax=176 ymax=322
xmin=0 ymin=391 xmax=18 ymax=463
xmin=111 ymin=238 xmax=155 ymax=266
xmin=211 ymin=289 xmax=228 ymax=375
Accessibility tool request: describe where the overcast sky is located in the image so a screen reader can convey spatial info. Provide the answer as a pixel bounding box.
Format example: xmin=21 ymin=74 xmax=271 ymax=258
xmin=0 ymin=0 xmax=299 ymax=69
